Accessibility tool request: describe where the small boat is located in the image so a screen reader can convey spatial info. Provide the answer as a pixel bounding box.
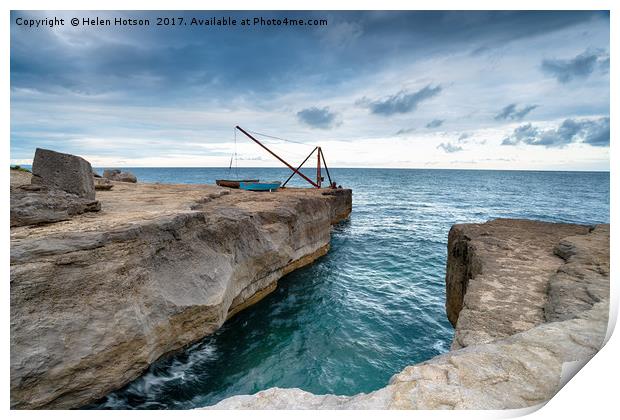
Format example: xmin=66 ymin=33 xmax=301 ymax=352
xmin=216 ymin=179 xmax=259 ymax=189
xmin=239 ymin=181 xmax=282 ymax=192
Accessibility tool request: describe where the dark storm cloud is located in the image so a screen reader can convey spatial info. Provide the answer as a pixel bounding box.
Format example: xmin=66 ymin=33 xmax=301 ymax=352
xmin=501 ymin=117 xmax=609 ymax=148
xmin=297 ymin=107 xmax=339 ymax=129
xmin=437 ymin=142 xmax=463 ymax=153
xmin=362 ymin=85 xmax=442 ymax=116
xmin=426 ymin=119 xmax=444 ymax=129
xmin=453 ymin=11 xmax=608 ymax=55
xmin=11 ymin=11 xmax=351 ymax=101
xmin=541 ymin=50 xmax=609 ymax=83
xmin=494 ymin=104 xmax=538 ymax=121
xmin=10 ymin=11 xmax=607 ymax=102
xmin=358 ymin=11 xmax=607 ymax=57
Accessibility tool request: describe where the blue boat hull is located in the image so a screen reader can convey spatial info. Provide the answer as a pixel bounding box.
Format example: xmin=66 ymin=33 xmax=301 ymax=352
xmin=239 ymin=181 xmax=281 ymax=192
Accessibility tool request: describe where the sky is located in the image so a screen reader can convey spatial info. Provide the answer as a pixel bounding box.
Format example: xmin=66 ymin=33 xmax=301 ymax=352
xmin=10 ymin=10 xmax=610 ymax=170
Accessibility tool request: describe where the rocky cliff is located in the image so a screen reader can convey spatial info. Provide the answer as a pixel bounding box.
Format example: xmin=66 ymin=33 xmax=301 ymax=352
xmin=11 ymin=148 xmax=102 ymax=227
xmin=209 ymin=219 xmax=610 ymax=409
xmin=445 ymin=219 xmax=603 ymax=349
xmin=10 ymin=178 xmax=352 ymax=409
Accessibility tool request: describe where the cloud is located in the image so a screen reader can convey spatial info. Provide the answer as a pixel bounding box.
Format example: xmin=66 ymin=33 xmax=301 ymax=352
xmin=599 ymin=56 xmax=610 ymax=74
xmin=581 ymin=118 xmax=610 ymax=146
xmin=10 ymin=11 xmax=608 ymax=102
xmin=238 ymin=156 xmax=264 ymax=161
xmin=362 ymin=85 xmax=442 ymax=116
xmin=395 ymin=127 xmax=416 ymax=135
xmin=502 ymin=117 xmax=609 ymax=148
xmin=541 ymin=50 xmax=608 ymax=83
xmin=501 ymin=123 xmax=539 ymax=145
xmin=456 ymin=132 xmax=487 ymax=145
xmin=426 ymin=119 xmax=444 ymax=128
xmin=321 ymin=20 xmax=363 ymax=48
xmin=9 ymin=11 xmax=610 ymax=169
xmin=296 ymin=106 xmax=339 ymax=129
xmin=494 ymin=104 xmax=538 ymax=121
xmin=437 ymin=142 xmax=463 ymax=153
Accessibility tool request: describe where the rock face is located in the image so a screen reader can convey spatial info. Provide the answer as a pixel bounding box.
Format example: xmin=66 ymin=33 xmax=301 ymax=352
xmin=10 ymin=168 xmax=101 ymax=228
xmin=94 ymin=177 xmax=114 ymax=191
xmin=10 ymin=149 xmax=101 ymax=227
xmin=10 ymin=183 xmax=352 ymax=409
xmin=545 ymin=228 xmax=610 ymax=322
xmin=445 ymin=219 xmax=594 ymax=349
xmin=208 ymin=219 xmax=609 ymax=410
xmin=10 ymin=184 xmax=101 ymax=227
xmin=31 ymin=148 xmax=96 ymax=200
xmin=10 ymin=168 xmax=35 ymax=188
xmin=103 ymin=169 xmax=137 ymax=183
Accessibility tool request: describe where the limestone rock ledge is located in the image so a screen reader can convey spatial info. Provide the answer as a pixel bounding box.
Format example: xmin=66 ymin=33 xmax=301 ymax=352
xmin=10 ymin=182 xmax=352 ymax=409
xmin=208 ymin=219 xmax=609 ymax=410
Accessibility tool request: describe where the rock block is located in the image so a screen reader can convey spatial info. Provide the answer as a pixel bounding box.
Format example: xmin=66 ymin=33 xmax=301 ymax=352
xmin=103 ymin=169 xmax=137 ymax=183
xmin=31 ymin=148 xmax=96 ymax=200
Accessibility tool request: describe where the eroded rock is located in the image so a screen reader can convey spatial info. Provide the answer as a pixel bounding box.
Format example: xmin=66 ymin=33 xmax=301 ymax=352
xmin=10 ymin=167 xmax=100 ymax=227
xmin=10 ymin=185 xmax=101 ymax=227
xmin=103 ymin=169 xmax=137 ymax=183
xmin=94 ymin=177 xmax=114 ymax=191
xmin=445 ymin=219 xmax=591 ymax=349
xmin=545 ymin=225 xmax=609 ymax=322
xmin=10 ymin=183 xmax=352 ymax=409
xmin=31 ymin=148 xmax=96 ymax=200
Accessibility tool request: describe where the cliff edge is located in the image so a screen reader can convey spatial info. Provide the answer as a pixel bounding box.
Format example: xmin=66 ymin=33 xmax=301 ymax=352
xmin=10 ymin=177 xmax=352 ymax=409
xmin=209 ymin=219 xmax=610 ymax=409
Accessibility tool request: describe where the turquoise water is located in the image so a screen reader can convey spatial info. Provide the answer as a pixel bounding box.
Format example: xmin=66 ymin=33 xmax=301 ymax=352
xmin=89 ymin=168 xmax=610 ymax=409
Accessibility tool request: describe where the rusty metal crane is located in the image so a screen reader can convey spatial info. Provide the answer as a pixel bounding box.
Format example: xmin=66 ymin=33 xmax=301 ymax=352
xmin=235 ymin=126 xmax=336 ymax=189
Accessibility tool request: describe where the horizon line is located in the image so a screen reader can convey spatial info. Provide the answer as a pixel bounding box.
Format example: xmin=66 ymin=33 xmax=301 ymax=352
xmin=13 ymin=164 xmax=610 ymax=173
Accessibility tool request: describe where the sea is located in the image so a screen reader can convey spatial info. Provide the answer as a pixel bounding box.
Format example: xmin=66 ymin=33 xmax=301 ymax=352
xmin=85 ymin=167 xmax=610 ymax=409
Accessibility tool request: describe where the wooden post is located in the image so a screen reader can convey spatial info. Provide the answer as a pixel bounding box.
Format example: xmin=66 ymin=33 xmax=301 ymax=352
xmin=317 ymin=147 xmax=322 ymax=188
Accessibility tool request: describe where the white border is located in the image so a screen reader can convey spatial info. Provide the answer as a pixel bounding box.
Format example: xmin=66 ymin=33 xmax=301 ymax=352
xmin=3 ymin=1 xmax=616 ymax=419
